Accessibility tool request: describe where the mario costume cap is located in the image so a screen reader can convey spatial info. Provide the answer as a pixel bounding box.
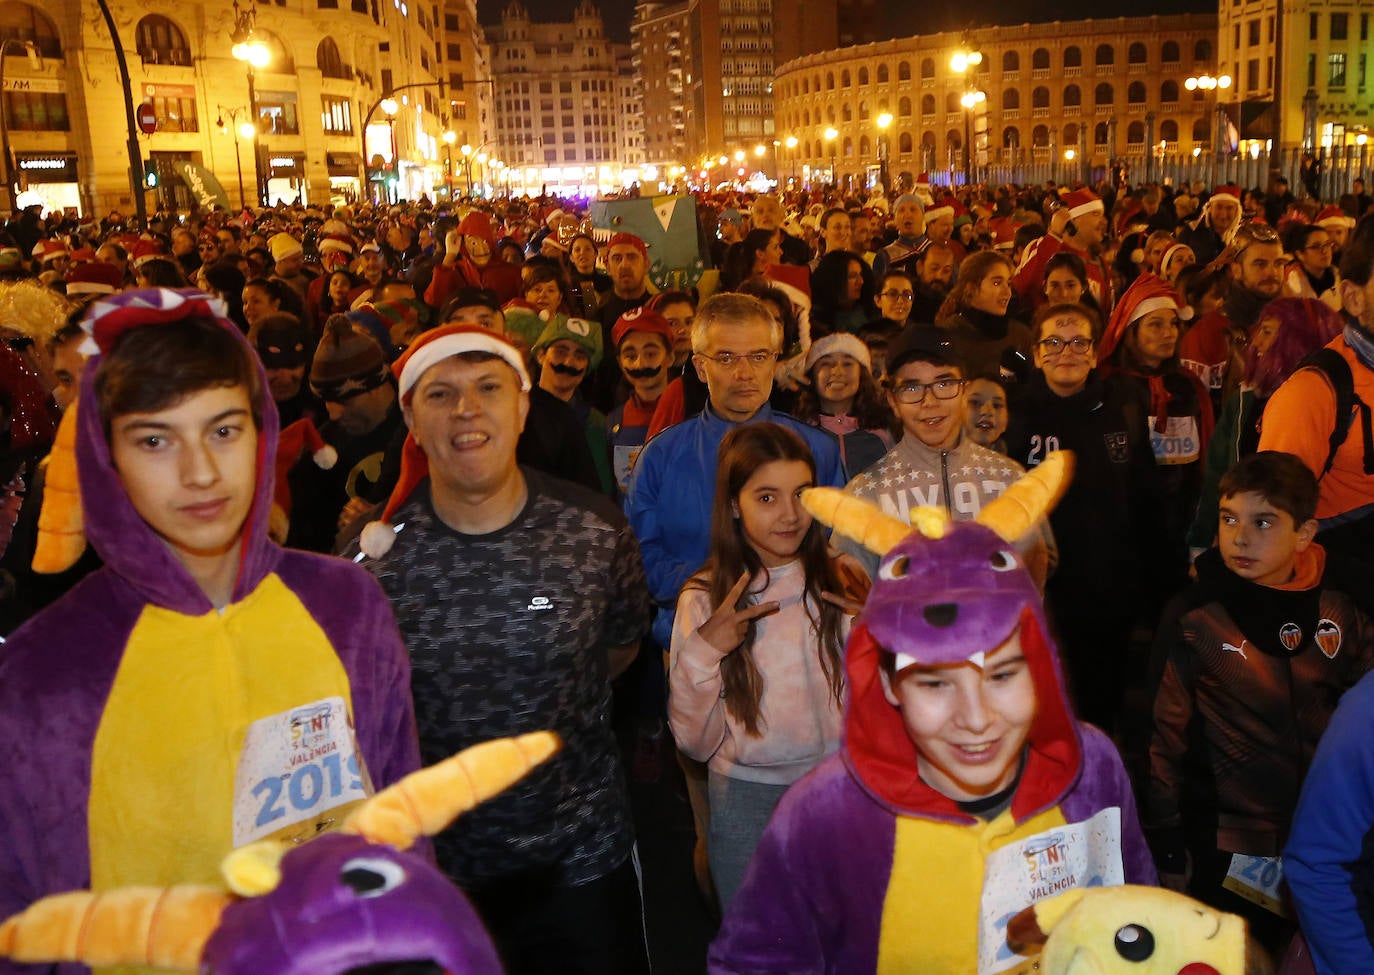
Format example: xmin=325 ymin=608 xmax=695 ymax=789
xmin=611 ymin=306 xmax=674 ymax=349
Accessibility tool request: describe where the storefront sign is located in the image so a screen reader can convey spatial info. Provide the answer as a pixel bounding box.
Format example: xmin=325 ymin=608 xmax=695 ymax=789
xmin=1 ymin=77 xmax=62 ymax=94
xmin=143 ymin=83 xmax=196 ymax=99
xmin=15 ymin=154 xmax=78 ymax=182
xmin=268 ymin=154 xmax=306 ymax=179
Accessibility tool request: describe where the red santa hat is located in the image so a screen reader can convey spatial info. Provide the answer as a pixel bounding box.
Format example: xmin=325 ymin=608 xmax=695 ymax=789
xmin=1209 ymin=184 xmax=1243 ymax=206
xmin=988 ymin=217 xmax=1020 ymax=250
xmin=1062 ymin=188 xmax=1103 ymax=220
xmin=356 ymin=325 xmax=531 ymax=560
xmin=130 ymin=239 xmax=166 ymax=268
xmin=1099 ymin=272 xmax=1189 ymax=363
xmin=915 ymin=173 xmax=932 ymax=193
xmin=32 ymin=239 xmax=68 ymax=264
xmin=64 ymin=261 xmax=124 ymax=295
xmin=318 ymin=233 xmax=355 ymax=256
xmin=1316 ymin=205 xmax=1356 ymax=230
xmin=269 ymin=418 xmax=337 ymax=543
xmin=924 ymin=198 xmax=955 ymax=223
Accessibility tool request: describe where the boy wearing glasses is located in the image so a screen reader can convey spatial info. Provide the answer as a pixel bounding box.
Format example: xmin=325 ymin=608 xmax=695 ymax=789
xmin=842 ymin=324 xmax=1049 ymax=585
xmin=1004 ymin=304 xmax=1166 ymax=728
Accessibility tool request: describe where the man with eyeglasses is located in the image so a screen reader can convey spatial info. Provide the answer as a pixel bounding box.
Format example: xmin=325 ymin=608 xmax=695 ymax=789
xmin=1179 ymin=221 xmax=1286 ymax=412
xmin=1004 ymin=303 xmax=1165 ymax=728
xmin=1283 ymin=223 xmax=1342 ymax=312
xmin=626 ymin=292 xmax=844 ymax=650
xmin=841 ymin=324 xmax=1049 ymax=584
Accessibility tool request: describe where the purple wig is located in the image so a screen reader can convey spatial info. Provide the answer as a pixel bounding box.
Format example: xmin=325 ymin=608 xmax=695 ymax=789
xmin=1245 ymin=297 xmax=1344 ymax=397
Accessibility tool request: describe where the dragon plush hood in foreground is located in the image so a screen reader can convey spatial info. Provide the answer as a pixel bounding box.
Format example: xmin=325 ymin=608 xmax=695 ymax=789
xmin=803 ymin=452 xmax=1082 ymax=823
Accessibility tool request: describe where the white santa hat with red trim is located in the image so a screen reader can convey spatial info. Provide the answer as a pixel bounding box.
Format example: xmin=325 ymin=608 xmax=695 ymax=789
xmin=355 ymin=324 xmax=531 ymax=560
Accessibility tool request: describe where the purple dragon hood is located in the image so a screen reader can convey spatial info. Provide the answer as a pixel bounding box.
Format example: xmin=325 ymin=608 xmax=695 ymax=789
xmin=73 ymin=288 xmax=281 ymax=615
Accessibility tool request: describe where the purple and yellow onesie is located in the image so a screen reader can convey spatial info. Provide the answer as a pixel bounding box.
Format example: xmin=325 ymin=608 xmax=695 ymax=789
xmin=710 ymin=460 xmax=1157 ymax=975
xmin=0 ymin=290 xmax=422 ymax=975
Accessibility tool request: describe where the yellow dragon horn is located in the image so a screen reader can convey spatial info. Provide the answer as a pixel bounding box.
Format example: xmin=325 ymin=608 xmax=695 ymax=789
xmin=801 ymin=487 xmax=912 ymax=556
xmin=0 ymin=886 xmax=232 ymax=971
xmin=976 ymin=451 xmax=1075 ymax=543
xmin=343 ymin=731 xmax=561 ymax=850
xmin=32 ymin=401 xmax=86 ymax=574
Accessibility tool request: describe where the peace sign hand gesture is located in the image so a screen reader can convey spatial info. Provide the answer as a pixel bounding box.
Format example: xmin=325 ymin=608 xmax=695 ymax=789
xmin=697 ymin=571 xmax=781 ymax=654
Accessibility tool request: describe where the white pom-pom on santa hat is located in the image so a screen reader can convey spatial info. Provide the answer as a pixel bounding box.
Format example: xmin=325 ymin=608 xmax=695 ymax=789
xmin=313 ymin=444 xmax=338 ymax=469
xmin=1131 ymin=248 xmax=1145 ymax=265
xmin=359 ymin=520 xmax=399 ymax=560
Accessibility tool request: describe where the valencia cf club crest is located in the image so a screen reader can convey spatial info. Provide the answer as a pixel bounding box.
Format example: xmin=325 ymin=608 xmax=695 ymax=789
xmin=1279 ymin=622 xmax=1304 ymax=652
xmin=1104 ymin=431 xmax=1129 ymax=464
xmin=1316 ymin=618 xmax=1343 ymax=659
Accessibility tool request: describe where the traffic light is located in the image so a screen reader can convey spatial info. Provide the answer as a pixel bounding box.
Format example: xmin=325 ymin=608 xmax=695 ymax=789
xmin=143 ymin=161 xmax=159 ymax=189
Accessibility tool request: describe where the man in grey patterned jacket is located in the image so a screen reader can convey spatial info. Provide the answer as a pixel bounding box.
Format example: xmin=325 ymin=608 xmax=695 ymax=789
xmin=344 ymin=323 xmax=652 ymax=975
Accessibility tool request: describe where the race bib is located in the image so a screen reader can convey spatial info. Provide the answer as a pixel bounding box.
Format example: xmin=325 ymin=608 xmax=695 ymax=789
xmin=1223 ymin=854 xmax=1290 ymax=918
xmin=978 ymin=807 xmax=1125 ymax=975
xmin=233 ymin=696 xmax=373 ymax=847
xmin=1149 ymin=415 xmax=1201 ymax=465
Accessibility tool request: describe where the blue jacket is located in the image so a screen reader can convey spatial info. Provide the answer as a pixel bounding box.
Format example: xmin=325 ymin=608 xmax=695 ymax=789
xmin=1286 ymin=667 xmax=1374 ymax=974
xmin=625 ymin=405 xmax=845 ymax=647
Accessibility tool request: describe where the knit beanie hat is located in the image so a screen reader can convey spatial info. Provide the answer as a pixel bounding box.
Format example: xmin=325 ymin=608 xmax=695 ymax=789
xmin=533 ymin=314 xmax=602 ymax=371
xmin=356 ymin=325 xmax=531 ymax=560
xmin=269 ymin=232 xmax=303 ymax=262
xmin=1099 ymin=273 xmax=1186 ymax=362
xmin=309 ymin=313 xmax=391 ymax=401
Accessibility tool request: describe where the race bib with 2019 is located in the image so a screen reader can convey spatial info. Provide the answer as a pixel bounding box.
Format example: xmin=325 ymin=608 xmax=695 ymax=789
xmin=232 ymin=696 xmax=373 ymax=846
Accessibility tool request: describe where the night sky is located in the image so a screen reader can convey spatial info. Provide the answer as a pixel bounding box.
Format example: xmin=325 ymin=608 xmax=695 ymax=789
xmin=476 ymin=0 xmax=1214 ymax=48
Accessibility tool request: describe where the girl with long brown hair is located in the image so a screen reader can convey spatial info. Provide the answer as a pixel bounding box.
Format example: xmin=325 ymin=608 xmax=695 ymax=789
xmin=935 ymin=250 xmax=1035 ymax=381
xmin=668 ymin=423 xmax=868 ymax=910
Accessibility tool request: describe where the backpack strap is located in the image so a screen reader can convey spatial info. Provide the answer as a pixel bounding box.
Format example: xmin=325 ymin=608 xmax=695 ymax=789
xmin=1298 ymin=347 xmax=1374 ymax=477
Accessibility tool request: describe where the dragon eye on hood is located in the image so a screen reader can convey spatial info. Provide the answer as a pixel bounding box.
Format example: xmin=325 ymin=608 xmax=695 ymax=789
xmin=879 ymin=555 xmax=910 ymax=581
xmin=340 ymin=857 xmax=407 ymax=898
xmin=988 ymin=549 xmax=1018 ymax=572
xmin=1113 ymin=923 xmax=1155 ymax=962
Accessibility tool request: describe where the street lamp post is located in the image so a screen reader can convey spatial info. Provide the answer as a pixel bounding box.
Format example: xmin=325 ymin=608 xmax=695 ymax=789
xmin=876 ymin=112 xmax=893 ymax=196
xmin=952 ymin=45 xmax=984 ymax=187
xmin=784 ymin=135 xmax=798 ymax=186
xmin=230 ymin=0 xmax=269 ymax=207
xmin=215 ymin=108 xmax=256 ymax=209
xmin=824 ymin=127 xmax=838 ymax=187
xmin=442 ymin=128 xmax=457 ymax=200
xmin=380 ymin=98 xmax=399 ymax=202
xmin=1185 ymin=72 xmax=1232 ymax=187
xmin=460 ymin=143 xmax=473 ymax=196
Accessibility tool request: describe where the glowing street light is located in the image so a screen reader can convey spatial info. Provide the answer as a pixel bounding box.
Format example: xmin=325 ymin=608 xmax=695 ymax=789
xmin=1185 ymin=72 xmax=1232 ymax=184
xmin=824 ymin=126 xmax=839 ymax=186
